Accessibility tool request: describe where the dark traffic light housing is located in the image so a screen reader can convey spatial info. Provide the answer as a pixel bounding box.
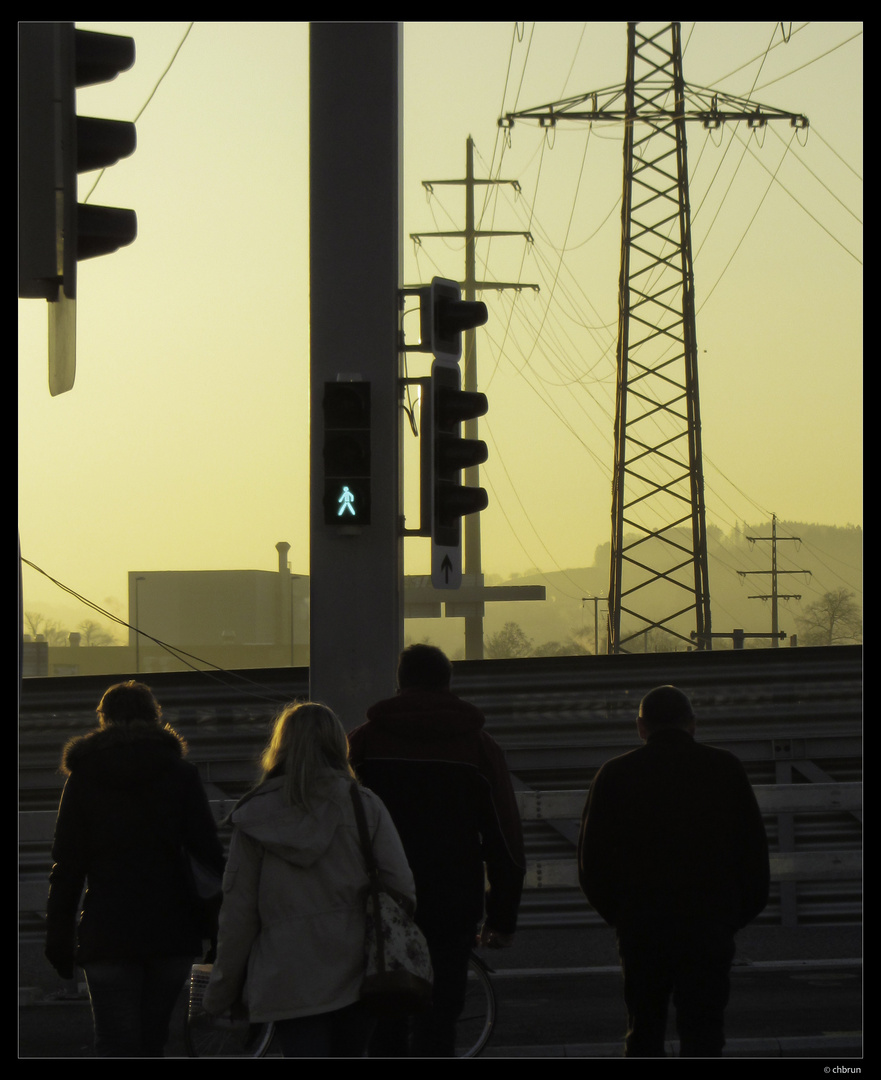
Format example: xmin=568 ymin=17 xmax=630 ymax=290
xmin=418 ymin=277 xmax=488 ymax=364
xmin=428 ymin=362 xmax=488 ymax=548
xmin=19 ymin=22 xmax=137 ymax=395
xmin=63 ymin=27 xmax=138 ymax=280
xmin=19 ymin=23 xmax=137 ymax=303
xmin=400 ymin=277 xmax=490 ymax=586
xmin=322 ymin=381 xmax=371 ymax=526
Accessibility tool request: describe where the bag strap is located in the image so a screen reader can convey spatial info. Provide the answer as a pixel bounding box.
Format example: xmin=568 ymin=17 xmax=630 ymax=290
xmin=350 ymin=783 xmax=387 ymax=975
xmin=349 ymin=782 xmax=378 ymax=877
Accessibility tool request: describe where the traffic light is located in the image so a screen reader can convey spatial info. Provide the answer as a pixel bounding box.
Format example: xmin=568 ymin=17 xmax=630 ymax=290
xmin=418 ymin=277 xmax=488 ymax=363
xmin=19 ymin=23 xmax=137 ymax=394
xmin=428 ymin=361 xmax=488 ymax=559
xmin=322 ymin=381 xmax=371 ymax=526
xmin=402 ymin=277 xmax=490 ymax=585
xmin=19 ymin=23 xmax=137 ymax=300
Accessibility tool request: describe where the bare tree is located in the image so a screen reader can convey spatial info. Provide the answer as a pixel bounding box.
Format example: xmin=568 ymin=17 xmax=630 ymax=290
xmin=42 ymin=620 xmax=70 ymax=646
xmin=796 ymin=589 xmax=861 ymax=646
xmin=78 ymin=620 xmax=119 ymax=646
xmin=534 ymin=628 xmax=593 ymax=657
xmin=485 ymin=622 xmax=533 ymax=659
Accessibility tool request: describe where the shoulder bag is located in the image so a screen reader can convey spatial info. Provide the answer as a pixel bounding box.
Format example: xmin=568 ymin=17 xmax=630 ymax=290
xmin=349 ymin=782 xmax=433 ymax=1016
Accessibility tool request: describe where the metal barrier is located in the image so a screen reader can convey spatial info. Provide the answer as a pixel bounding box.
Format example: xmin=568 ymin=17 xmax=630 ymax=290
xmin=18 ymin=780 xmax=862 ymax=923
xmin=517 ymin=782 xmax=862 ymax=889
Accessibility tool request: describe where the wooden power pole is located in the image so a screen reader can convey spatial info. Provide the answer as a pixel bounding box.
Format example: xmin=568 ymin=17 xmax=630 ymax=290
xmin=739 ymin=515 xmax=811 ymax=647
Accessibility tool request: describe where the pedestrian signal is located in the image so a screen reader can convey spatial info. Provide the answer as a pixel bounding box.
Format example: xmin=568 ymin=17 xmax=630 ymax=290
xmin=322 ymin=381 xmax=371 ymax=526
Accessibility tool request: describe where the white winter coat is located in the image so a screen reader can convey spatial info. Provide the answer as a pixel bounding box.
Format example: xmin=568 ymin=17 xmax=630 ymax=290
xmin=202 ymin=774 xmax=415 ymax=1023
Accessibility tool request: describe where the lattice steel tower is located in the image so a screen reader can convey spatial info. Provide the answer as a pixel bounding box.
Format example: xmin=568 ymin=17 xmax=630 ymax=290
xmin=501 ymin=22 xmax=807 ymax=653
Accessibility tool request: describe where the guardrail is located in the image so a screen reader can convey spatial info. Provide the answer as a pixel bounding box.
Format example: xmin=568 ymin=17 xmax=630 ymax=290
xmin=516 ymin=782 xmax=862 ymax=889
xmin=18 ymin=781 xmax=861 ymax=916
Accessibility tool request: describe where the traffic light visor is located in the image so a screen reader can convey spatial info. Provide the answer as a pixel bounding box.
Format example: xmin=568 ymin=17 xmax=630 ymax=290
xmin=420 ymin=277 xmax=488 ymax=363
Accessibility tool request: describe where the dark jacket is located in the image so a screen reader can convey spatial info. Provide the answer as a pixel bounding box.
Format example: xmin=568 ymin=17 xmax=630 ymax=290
xmin=348 ymin=688 xmax=525 ymax=936
xmin=45 ymin=722 xmax=225 ymax=975
xmin=578 ymin=727 xmax=769 ymax=935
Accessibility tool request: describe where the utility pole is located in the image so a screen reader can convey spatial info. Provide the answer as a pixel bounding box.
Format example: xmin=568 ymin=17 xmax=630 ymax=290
xmin=410 ymin=136 xmax=538 ymax=659
xmin=582 ymin=595 xmax=607 ymax=655
xmin=738 ymin=515 xmax=810 ymax=647
xmin=500 ymin=22 xmax=808 ymax=654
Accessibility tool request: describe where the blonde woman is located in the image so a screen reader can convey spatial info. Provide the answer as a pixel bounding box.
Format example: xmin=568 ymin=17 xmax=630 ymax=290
xmin=203 ymin=701 xmax=414 ymax=1057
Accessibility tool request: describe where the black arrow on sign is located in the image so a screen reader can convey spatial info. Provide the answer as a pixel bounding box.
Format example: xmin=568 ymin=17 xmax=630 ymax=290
xmin=441 ymin=554 xmax=454 ymax=584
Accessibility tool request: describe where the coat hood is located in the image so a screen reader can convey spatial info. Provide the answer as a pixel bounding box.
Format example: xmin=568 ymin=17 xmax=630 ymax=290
xmin=60 ymin=723 xmax=187 ymax=790
xmin=364 ymin=688 xmax=485 ymax=742
xmin=229 ymin=775 xmax=351 ymax=868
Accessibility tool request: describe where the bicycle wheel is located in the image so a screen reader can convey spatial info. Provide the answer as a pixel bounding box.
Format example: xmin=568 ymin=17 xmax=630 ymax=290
xmin=455 ymin=953 xmax=496 ymax=1058
xmin=184 ymin=964 xmax=275 ymax=1058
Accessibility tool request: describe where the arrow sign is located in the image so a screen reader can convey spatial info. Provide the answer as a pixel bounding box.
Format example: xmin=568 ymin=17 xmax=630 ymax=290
xmin=431 ymin=544 xmax=461 ymax=590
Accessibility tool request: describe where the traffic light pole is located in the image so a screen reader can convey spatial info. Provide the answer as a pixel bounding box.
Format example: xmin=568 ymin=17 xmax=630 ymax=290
xmin=462 ymin=139 xmax=482 ymax=662
xmin=411 ymin=137 xmax=538 ymax=658
xmin=309 ymin=23 xmax=403 ymax=726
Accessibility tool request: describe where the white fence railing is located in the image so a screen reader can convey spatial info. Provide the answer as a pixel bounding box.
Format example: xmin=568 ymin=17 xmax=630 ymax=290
xmin=19 ymin=782 xmax=861 ymax=912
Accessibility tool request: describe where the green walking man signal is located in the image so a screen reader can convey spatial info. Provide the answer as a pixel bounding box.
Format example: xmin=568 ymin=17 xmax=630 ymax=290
xmin=322 ymin=381 xmax=371 ymax=526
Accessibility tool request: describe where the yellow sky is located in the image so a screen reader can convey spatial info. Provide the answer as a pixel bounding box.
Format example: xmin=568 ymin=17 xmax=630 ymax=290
xmin=18 ymin=21 xmax=862 ymax=629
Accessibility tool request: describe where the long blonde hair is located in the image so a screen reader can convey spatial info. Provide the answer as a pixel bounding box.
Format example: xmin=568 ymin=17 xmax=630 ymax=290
xmin=260 ymin=701 xmax=355 ymax=809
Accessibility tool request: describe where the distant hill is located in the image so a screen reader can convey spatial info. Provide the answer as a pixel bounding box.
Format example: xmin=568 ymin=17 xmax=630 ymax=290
xmin=406 ymin=522 xmax=862 ymax=657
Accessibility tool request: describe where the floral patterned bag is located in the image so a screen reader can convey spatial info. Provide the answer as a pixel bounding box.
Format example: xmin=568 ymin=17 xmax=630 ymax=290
xmin=349 ymin=783 xmax=434 ymax=1015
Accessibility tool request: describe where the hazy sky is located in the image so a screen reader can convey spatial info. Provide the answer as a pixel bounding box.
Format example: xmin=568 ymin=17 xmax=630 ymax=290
xmin=18 ymin=21 xmax=862 ymax=630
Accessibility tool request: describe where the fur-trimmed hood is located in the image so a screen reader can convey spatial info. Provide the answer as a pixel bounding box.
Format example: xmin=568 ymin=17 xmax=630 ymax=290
xmin=60 ymin=723 xmax=189 ymax=790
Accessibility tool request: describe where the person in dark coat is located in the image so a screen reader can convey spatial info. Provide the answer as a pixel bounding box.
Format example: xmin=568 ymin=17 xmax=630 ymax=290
xmin=348 ymin=644 xmax=526 ymax=1057
xmin=44 ymin=680 xmax=225 ymax=1057
xmin=578 ymin=684 xmax=770 ymax=1058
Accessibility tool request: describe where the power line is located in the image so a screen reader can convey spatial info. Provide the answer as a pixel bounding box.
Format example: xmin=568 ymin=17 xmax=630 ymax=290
xmin=768 ymin=125 xmax=861 ymax=224
xmin=708 ymin=21 xmax=811 ymax=86
xmin=83 ymin=21 xmax=195 ymax=204
xmin=730 ymin=126 xmax=862 ymax=265
xmin=20 ymin=555 xmax=289 ymax=705
xmin=812 ymin=128 xmax=862 ymax=182
xmin=752 ymin=28 xmax=863 ymax=93
xmin=697 ymin=128 xmax=800 ymax=313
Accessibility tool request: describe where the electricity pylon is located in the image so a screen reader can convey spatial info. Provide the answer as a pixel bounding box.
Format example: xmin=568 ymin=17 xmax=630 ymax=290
xmin=501 ymin=22 xmax=808 ymax=653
